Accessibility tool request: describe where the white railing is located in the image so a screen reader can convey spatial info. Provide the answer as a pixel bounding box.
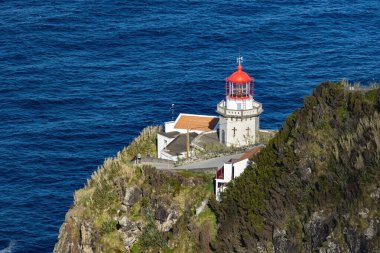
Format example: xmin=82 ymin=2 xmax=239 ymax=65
xmin=216 ymin=101 xmax=263 ymax=118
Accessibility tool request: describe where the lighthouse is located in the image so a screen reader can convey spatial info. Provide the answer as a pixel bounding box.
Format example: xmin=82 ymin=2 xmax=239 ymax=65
xmin=216 ymin=58 xmax=263 ymax=147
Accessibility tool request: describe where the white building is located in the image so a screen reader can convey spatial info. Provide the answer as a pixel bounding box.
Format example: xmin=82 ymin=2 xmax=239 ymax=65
xmin=215 ymin=146 xmax=262 ymax=201
xmin=157 ymin=113 xmax=219 ymax=161
xmin=217 ymin=61 xmax=263 ymax=147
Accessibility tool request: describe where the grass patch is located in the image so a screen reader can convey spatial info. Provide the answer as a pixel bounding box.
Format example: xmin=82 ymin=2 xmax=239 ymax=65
xmin=101 ymin=219 xmax=118 ymax=235
xmin=97 ymin=231 xmax=125 ymax=253
xmin=197 ymin=206 xmax=218 ymax=240
xmin=122 ymin=126 xmax=162 ymax=161
xmin=129 ymin=240 xmax=141 ymax=253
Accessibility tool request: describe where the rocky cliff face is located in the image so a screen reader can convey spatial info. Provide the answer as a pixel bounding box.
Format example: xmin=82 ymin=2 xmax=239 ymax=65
xmin=54 ymin=126 xmax=216 ymax=253
xmin=211 ymin=82 xmax=380 ymax=252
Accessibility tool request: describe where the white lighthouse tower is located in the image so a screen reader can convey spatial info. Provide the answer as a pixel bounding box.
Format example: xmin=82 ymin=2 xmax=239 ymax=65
xmin=216 ymin=58 xmax=263 ymax=147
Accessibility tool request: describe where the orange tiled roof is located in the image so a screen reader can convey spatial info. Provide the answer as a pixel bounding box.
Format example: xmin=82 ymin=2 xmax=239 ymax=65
xmin=238 ymin=146 xmax=263 ymax=161
xmin=174 ymin=115 xmax=219 ymax=132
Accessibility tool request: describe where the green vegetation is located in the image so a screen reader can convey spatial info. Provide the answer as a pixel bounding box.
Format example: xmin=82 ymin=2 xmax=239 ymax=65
xmin=54 ymin=126 xmax=217 ymax=253
xmin=211 ymin=82 xmax=380 ymax=252
xmin=258 ymin=130 xmax=277 ymax=145
xmin=139 ymin=216 xmax=167 ymax=250
xmin=123 ymin=126 xmax=161 ymax=161
xmin=56 ymin=81 xmax=380 ymax=253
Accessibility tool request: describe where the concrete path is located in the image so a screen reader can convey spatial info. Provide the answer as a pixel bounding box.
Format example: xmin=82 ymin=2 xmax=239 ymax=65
xmin=174 ymin=153 xmax=244 ymax=170
xmin=140 ymin=153 xmax=244 ymax=170
xmin=141 ymin=153 xmax=244 ymax=170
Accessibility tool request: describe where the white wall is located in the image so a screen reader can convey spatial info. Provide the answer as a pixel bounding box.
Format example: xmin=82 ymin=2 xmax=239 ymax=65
xmin=157 ymin=134 xmax=176 ymax=159
xmin=218 ymin=116 xmax=227 ymax=145
xmin=219 ymin=116 xmax=259 ymax=147
xmin=224 ymin=163 xmax=233 ymax=181
xmin=164 ymin=121 xmax=176 ymax=133
xmin=218 ymin=96 xmax=262 ymax=147
xmin=226 ymin=97 xmax=254 ymax=110
xmin=233 ymin=159 xmax=249 ymax=177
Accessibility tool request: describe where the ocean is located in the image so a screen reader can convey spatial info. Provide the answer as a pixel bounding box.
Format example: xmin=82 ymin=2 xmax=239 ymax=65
xmin=0 ymin=1 xmax=379 ymax=252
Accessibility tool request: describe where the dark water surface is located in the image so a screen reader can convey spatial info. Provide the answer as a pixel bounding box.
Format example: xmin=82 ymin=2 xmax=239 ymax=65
xmin=0 ymin=1 xmax=379 ymax=252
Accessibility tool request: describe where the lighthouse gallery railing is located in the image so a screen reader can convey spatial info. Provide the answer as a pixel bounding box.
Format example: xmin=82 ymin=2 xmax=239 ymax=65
xmin=216 ymin=101 xmax=262 ymax=118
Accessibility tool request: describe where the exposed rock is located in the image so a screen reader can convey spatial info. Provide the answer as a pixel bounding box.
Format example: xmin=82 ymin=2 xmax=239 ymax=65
xmin=80 ymin=222 xmax=93 ymax=253
xmin=358 ymin=208 xmax=369 ymax=219
xmin=155 ymin=205 xmax=169 ymax=222
xmin=113 ymin=177 xmax=126 ymax=202
xmin=53 ymin=209 xmax=83 ymax=253
xmin=122 ymin=186 xmax=142 ymax=207
xmin=272 ymin=228 xmax=288 ymax=253
xmin=196 ymin=199 xmax=208 ymax=216
xmin=157 ymin=213 xmax=178 ymax=232
xmin=319 ymin=240 xmax=342 ymax=253
xmin=364 ymin=219 xmax=376 ymax=240
xmin=300 ymin=166 xmax=312 ymax=181
xmin=155 ymin=204 xmax=179 ymax=232
xmin=306 ymin=211 xmax=337 ymax=250
xmin=370 ymin=188 xmax=380 ymax=201
xmin=319 ymin=232 xmax=343 ymax=253
xmin=118 ymin=216 xmax=142 ymax=250
xmin=343 ymin=226 xmax=368 ymax=253
xmin=256 ymin=241 xmax=268 ymax=253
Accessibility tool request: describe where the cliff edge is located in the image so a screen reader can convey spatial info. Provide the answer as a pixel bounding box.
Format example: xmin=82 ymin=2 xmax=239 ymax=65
xmin=54 ymin=126 xmax=216 ymax=252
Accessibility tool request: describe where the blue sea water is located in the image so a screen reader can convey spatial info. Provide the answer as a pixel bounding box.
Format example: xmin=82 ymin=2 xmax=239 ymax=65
xmin=0 ymin=0 xmax=379 ymax=252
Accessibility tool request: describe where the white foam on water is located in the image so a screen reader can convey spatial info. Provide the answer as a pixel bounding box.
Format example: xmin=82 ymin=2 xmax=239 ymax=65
xmin=0 ymin=241 xmax=16 ymax=253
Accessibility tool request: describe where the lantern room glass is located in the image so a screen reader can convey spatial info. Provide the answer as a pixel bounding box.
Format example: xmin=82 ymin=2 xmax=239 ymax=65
xmin=229 ymin=82 xmax=250 ymax=98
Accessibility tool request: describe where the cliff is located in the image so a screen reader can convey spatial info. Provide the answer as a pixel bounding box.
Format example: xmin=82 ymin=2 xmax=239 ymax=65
xmin=211 ymin=82 xmax=380 ymax=252
xmin=55 ymin=82 xmax=380 ymax=253
xmin=54 ymin=126 xmax=216 ymax=253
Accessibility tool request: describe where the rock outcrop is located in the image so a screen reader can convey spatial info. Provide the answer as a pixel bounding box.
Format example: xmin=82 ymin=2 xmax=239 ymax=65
xmin=122 ymin=186 xmax=142 ymax=208
xmin=117 ymin=216 xmax=142 ymax=250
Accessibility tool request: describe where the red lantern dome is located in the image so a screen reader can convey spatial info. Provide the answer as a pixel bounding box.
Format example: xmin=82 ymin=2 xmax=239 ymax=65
xmin=225 ymin=62 xmax=255 ymax=100
xmin=227 ymin=64 xmax=253 ymax=84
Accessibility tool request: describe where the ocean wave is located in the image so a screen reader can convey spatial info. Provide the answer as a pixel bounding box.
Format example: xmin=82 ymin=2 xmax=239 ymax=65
xmin=0 ymin=241 xmax=16 ymax=253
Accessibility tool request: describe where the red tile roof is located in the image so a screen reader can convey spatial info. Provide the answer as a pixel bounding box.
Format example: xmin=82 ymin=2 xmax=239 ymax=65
xmin=174 ymin=114 xmax=219 ymax=132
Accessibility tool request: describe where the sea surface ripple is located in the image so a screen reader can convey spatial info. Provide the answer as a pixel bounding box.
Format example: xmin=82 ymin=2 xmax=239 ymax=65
xmin=0 ymin=1 xmax=379 ymax=252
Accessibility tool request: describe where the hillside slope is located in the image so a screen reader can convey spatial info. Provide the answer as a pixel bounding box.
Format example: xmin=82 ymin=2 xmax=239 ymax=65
xmin=54 ymin=126 xmax=216 ymax=253
xmin=211 ymin=82 xmax=380 ymax=252
xmin=55 ymin=82 xmax=379 ymax=253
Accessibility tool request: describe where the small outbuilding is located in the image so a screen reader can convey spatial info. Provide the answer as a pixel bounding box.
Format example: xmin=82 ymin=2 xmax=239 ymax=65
xmin=157 ymin=113 xmax=219 ymax=161
xmin=215 ymin=146 xmax=262 ymax=201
